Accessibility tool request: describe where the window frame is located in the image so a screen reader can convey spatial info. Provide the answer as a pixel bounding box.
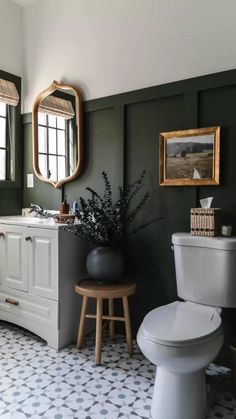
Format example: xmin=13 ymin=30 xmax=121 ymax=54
xmin=0 ymin=69 xmax=21 ymax=189
xmin=0 ymin=103 xmax=9 ymax=180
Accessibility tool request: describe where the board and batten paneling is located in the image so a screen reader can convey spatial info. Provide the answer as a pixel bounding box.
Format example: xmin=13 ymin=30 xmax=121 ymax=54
xmin=23 ymin=69 xmax=236 ymax=333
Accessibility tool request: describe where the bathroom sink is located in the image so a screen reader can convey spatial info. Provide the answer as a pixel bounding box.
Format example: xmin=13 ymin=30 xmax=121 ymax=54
xmin=0 ymin=215 xmax=56 ymax=226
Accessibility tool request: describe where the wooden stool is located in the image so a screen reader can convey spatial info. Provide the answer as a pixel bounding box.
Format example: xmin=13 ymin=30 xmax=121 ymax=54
xmin=75 ymin=278 xmax=136 ymax=365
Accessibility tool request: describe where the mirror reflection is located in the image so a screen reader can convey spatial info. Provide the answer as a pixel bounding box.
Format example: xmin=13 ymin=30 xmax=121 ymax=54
xmin=38 ymin=90 xmax=77 ymax=182
xmin=32 ymin=81 xmax=82 ymax=189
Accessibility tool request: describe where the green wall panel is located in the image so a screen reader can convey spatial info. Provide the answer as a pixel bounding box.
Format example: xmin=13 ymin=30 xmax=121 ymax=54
xmin=125 ymin=96 xmax=196 ymax=327
xmin=22 ymin=69 xmax=236 ymax=335
xmin=65 ymin=107 xmax=124 ymax=203
xmin=0 ymin=189 xmax=22 ymax=215
xmin=199 ymin=86 xmax=236 ymax=228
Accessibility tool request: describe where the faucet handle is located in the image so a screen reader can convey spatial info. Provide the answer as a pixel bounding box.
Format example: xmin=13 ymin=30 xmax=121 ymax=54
xmin=25 ymin=236 xmax=32 ymax=242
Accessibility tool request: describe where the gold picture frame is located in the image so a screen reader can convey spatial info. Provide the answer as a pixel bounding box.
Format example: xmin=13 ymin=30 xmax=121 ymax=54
xmin=159 ymin=126 xmax=220 ymax=186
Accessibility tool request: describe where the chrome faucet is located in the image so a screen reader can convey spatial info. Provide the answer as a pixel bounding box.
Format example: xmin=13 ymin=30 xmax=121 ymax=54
xmin=29 ymin=204 xmax=53 ymax=219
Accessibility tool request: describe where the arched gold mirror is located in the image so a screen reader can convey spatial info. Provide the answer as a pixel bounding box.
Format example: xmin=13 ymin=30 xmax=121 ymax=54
xmin=32 ymin=80 xmax=82 ymax=189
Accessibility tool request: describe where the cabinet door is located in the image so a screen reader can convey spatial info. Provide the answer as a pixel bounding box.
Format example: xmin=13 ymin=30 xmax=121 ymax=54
xmin=28 ymin=228 xmax=58 ymax=300
xmin=2 ymin=225 xmax=28 ymax=292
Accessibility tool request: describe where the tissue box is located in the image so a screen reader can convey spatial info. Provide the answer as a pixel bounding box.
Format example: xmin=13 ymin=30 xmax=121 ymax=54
xmin=190 ymin=208 xmax=221 ymax=237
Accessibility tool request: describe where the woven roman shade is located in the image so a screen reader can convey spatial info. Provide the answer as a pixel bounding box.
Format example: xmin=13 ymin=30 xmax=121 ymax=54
xmin=39 ymin=95 xmax=75 ymax=119
xmin=0 ymin=78 xmax=19 ymax=107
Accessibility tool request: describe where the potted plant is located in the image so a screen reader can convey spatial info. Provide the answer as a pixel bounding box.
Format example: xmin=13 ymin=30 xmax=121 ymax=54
xmin=66 ymin=171 xmax=161 ymax=283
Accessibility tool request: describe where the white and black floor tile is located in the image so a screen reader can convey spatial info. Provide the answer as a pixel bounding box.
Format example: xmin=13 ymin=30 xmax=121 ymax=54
xmin=0 ymin=321 xmax=234 ymax=418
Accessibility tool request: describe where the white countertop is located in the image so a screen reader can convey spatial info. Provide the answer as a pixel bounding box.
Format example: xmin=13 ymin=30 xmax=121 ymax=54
xmin=0 ymin=215 xmax=66 ymax=229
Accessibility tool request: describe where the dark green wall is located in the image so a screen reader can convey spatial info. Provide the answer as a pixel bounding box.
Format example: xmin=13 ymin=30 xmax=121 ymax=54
xmin=23 ymin=69 xmax=236 ymax=333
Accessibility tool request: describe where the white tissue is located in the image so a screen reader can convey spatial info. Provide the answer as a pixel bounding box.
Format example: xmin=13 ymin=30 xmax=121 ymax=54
xmin=200 ymin=197 xmax=213 ymax=209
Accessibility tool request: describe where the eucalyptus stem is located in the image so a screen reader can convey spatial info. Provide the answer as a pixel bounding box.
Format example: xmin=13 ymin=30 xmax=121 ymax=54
xmin=65 ymin=171 xmax=162 ymax=246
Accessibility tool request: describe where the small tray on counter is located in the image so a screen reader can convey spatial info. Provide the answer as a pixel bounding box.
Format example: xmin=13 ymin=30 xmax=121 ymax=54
xmin=53 ymin=214 xmax=75 ymax=224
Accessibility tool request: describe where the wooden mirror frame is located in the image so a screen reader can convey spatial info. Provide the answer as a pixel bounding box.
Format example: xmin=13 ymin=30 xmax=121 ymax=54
xmin=32 ymin=80 xmax=83 ymax=189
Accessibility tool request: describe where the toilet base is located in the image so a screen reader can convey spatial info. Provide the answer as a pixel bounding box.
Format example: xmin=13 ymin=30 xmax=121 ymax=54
xmin=151 ymin=367 xmax=207 ymax=419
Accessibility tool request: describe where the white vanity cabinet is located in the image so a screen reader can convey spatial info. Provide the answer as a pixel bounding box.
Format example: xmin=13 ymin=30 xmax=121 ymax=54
xmin=0 ymin=216 xmax=89 ymax=350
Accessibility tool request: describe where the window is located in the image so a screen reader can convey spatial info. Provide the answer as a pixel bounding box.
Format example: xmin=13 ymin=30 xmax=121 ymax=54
xmin=0 ymin=102 xmax=8 ymax=180
xmin=0 ymin=77 xmax=20 ymax=183
xmin=38 ymin=112 xmax=69 ymax=182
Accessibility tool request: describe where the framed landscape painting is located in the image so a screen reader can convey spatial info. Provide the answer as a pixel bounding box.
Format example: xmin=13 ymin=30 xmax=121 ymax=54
xmin=159 ymin=126 xmax=220 ymax=186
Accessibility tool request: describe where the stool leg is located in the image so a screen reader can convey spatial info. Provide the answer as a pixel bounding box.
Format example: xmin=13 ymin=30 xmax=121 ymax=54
xmin=95 ymin=298 xmax=103 ymax=365
xmin=123 ymin=296 xmax=132 ymax=355
xmin=77 ymin=296 xmax=88 ymax=349
xmin=109 ymin=298 xmax=115 ymax=340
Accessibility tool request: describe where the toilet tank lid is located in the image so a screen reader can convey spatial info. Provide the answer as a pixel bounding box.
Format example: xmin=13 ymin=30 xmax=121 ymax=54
xmin=172 ymin=233 xmax=236 ymax=250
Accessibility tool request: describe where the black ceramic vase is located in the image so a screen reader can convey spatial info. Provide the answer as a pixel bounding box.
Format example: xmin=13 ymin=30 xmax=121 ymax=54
xmin=86 ymin=246 xmax=124 ymax=283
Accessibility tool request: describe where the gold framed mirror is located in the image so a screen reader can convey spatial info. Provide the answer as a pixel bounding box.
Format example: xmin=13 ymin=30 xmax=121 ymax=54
xmin=32 ymin=80 xmax=83 ymax=189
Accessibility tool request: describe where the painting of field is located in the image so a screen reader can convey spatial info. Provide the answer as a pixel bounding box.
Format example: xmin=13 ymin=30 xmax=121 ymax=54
xmin=166 ymin=152 xmax=213 ymax=179
xmin=166 ymin=135 xmax=214 ymax=180
xmin=160 ymin=127 xmax=220 ymax=185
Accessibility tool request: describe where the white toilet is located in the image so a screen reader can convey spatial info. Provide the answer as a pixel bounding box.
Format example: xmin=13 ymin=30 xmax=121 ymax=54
xmin=137 ymin=233 xmax=236 ymax=419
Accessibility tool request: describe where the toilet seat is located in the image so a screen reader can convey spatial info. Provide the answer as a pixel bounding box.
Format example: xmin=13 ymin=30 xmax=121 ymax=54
xmin=141 ymin=301 xmax=222 ymax=347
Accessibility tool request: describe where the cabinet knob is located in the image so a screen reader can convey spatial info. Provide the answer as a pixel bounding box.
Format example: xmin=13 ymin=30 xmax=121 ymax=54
xmin=25 ymin=236 xmax=32 ymax=242
xmin=5 ymin=298 xmax=19 ymax=306
xmin=0 ymin=232 xmax=5 ymax=238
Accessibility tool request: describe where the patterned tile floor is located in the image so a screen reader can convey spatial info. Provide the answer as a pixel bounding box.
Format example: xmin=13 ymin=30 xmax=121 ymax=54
xmin=0 ymin=321 xmax=234 ymax=418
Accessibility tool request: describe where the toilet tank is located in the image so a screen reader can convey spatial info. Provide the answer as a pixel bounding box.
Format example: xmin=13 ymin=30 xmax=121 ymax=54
xmin=172 ymin=233 xmax=236 ymax=308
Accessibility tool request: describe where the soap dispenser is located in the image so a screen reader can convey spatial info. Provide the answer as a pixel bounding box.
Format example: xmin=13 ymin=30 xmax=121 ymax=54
xmin=60 ymin=195 xmax=69 ymax=214
xmin=72 ymin=200 xmax=79 ymax=214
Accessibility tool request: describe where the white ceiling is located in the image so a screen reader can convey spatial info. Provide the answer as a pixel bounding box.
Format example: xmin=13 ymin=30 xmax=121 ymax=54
xmin=12 ymin=0 xmax=38 ymax=7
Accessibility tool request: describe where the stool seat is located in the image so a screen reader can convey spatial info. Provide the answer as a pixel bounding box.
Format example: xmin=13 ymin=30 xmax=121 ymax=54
xmin=75 ymin=279 xmax=136 ymax=299
xmin=75 ymin=278 xmax=136 ymax=365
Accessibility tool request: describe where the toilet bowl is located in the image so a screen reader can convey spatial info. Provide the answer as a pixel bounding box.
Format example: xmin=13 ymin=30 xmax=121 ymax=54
xmin=137 ymin=301 xmax=224 ymax=419
xmin=137 ymin=233 xmax=236 ymax=419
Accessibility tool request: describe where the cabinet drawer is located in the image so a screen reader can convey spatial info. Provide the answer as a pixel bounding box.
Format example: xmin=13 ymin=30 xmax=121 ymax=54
xmin=0 ymin=287 xmax=58 ymax=328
